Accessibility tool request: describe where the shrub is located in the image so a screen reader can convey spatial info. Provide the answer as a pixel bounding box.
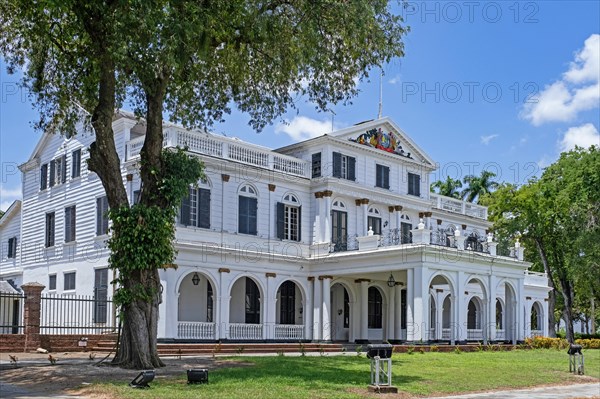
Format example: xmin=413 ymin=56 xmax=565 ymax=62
xmin=454 ymin=346 xmax=462 ymax=354
xmin=575 ymin=339 xmax=600 ymax=349
xmin=407 ymin=346 xmax=415 ymax=355
xmin=419 ymin=347 xmax=425 ymax=354
xmin=429 ymin=345 xmax=439 ymax=352
xmin=524 ymin=336 xmax=568 ymax=350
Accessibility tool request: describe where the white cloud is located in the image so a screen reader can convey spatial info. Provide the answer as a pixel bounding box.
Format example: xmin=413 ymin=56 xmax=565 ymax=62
xmin=0 ymin=184 xmax=21 ymax=211
xmin=522 ymin=34 xmax=600 ymax=126
xmin=480 ymin=134 xmax=499 ymax=145
xmin=275 ymin=116 xmax=336 ymax=141
xmin=564 ymin=34 xmax=600 ymax=84
xmin=388 ymin=75 xmax=401 ymax=85
xmin=559 ymin=123 xmax=600 ymax=152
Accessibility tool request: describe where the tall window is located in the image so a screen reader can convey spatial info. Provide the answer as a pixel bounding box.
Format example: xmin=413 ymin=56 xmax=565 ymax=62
xmin=367 ymin=207 xmax=382 ymax=235
xmin=64 ymin=206 xmax=76 ymax=243
xmin=49 ymin=156 xmax=67 ymax=187
xmin=7 ymin=237 xmax=17 ymax=258
xmin=312 ymin=152 xmax=321 ymax=178
xmin=45 ymin=212 xmax=55 ymax=247
xmin=332 ymin=152 xmax=356 ymax=181
xmin=64 ymin=271 xmax=76 ymax=291
xmin=408 ymin=173 xmax=421 ymax=196
xmin=238 ymin=185 xmax=258 ymax=235
xmin=71 ymin=149 xmax=81 ymax=178
xmin=343 ymin=289 xmax=350 ymax=328
xmin=276 ymin=194 xmax=301 ymax=241
xmin=245 ymin=278 xmax=260 ymax=324
xmin=400 ymin=215 xmax=412 ymax=244
xmin=49 ymin=159 xmax=56 ymax=187
xmin=331 ymin=204 xmax=347 ymax=252
xmin=376 ymin=164 xmax=390 ymax=189
xmin=368 ymin=287 xmax=383 ymax=328
xmin=94 ymin=268 xmax=108 ymax=323
xmin=207 ymin=283 xmax=214 ymax=322
xmin=279 ymin=281 xmax=296 ymax=325
xmin=496 ymin=299 xmax=503 ymax=329
xmin=180 ymin=186 xmax=211 ymax=228
xmin=40 ymin=164 xmax=48 ymax=190
xmin=48 ymin=274 xmax=57 ymax=291
xmin=96 ymin=196 xmax=109 ymax=236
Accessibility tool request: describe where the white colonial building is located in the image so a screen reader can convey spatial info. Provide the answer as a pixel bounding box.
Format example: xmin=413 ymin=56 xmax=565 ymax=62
xmin=0 ymin=112 xmax=551 ymax=343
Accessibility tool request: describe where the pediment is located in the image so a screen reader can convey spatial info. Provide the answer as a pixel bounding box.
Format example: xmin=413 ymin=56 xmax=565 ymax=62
xmin=331 ymin=118 xmax=435 ymax=167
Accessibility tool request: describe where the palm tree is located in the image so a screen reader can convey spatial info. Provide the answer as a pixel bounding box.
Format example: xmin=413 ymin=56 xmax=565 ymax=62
xmin=461 ymin=171 xmax=499 ymax=203
xmin=430 ymin=176 xmax=463 ymax=198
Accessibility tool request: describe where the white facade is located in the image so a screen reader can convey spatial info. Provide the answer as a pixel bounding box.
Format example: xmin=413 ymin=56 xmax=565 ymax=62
xmin=0 ymin=113 xmax=551 ymax=343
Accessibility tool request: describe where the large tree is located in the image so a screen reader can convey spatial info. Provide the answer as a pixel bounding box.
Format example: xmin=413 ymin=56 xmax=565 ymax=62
xmin=1 ymin=1 xmax=408 ymax=368
xmin=482 ymin=146 xmax=600 ymax=342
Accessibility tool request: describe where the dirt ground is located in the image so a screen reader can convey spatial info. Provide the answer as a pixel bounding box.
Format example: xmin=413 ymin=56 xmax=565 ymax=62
xmin=0 ymin=351 xmax=246 ymax=397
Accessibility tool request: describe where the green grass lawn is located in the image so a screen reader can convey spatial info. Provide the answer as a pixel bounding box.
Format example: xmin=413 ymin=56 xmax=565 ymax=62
xmin=87 ymin=349 xmax=599 ymax=399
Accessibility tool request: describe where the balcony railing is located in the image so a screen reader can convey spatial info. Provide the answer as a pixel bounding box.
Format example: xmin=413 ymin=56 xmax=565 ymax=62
xmin=274 ymin=324 xmax=305 ymax=340
xmin=126 ymin=128 xmax=310 ymax=178
xmin=442 ymin=328 xmax=451 ymax=340
xmin=467 ymin=328 xmax=484 ymax=340
xmin=177 ymin=321 xmax=216 ymax=340
xmin=430 ymin=193 xmax=487 ymax=220
xmin=524 ymin=271 xmax=548 ymax=287
xmin=496 ymin=329 xmax=505 ymax=340
xmin=229 ymin=323 xmax=263 ymax=340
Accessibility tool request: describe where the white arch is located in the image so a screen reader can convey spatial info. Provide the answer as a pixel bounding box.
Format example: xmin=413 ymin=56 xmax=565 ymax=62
xmin=174 ymin=269 xmax=218 ymax=296
xmin=282 ymin=192 xmax=301 ymax=206
xmin=429 ymin=271 xmax=457 ymax=294
xmin=331 ymin=279 xmax=357 ymax=303
xmin=227 ymin=272 xmax=266 ymax=299
xmin=332 ymin=198 xmax=347 ymax=210
xmin=238 ymin=183 xmax=259 ymax=197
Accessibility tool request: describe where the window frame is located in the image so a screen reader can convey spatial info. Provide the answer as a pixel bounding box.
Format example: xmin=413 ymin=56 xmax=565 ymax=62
xmin=45 ymin=212 xmax=56 ymax=247
xmin=48 ymin=274 xmax=57 ymax=291
xmin=238 ymin=185 xmax=258 ymax=236
xmin=64 ymin=205 xmax=76 ymax=243
xmin=96 ymin=196 xmax=109 ymax=236
xmin=408 ymin=172 xmax=421 ymax=197
xmin=40 ymin=163 xmax=48 ymax=190
xmin=71 ymin=149 xmax=81 ymax=179
xmin=368 ymin=286 xmax=383 ymax=329
xmin=7 ymin=237 xmax=17 ymax=258
xmin=63 ymin=271 xmax=76 ymax=291
xmin=375 ymin=164 xmax=390 ymax=189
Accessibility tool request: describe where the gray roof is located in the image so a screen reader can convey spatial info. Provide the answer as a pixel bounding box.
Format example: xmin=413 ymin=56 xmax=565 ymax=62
xmin=0 ymin=281 xmax=19 ymax=294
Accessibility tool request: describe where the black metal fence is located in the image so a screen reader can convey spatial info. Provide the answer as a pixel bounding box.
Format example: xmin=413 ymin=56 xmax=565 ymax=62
xmin=40 ymin=294 xmax=117 ymax=335
xmin=0 ymin=292 xmax=25 ymax=334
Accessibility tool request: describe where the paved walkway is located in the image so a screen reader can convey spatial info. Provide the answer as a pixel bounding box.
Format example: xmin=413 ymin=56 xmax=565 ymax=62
xmin=0 ymin=381 xmax=84 ymax=399
xmin=429 ymin=383 xmax=600 ymax=399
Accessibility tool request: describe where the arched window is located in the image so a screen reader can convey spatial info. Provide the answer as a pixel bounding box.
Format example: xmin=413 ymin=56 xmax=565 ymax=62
xmin=279 ymin=281 xmax=296 ymax=325
xmin=245 ymin=278 xmax=260 ymax=324
xmin=332 ymin=199 xmax=348 ymax=251
xmin=368 ymin=207 xmax=382 ymax=235
xmin=368 ymin=287 xmax=383 ymax=328
xmin=277 ymin=193 xmax=301 ymax=241
xmin=400 ymin=214 xmax=412 ymax=244
xmin=467 ymin=297 xmax=482 ymax=329
xmin=239 ymin=185 xmax=258 ymax=235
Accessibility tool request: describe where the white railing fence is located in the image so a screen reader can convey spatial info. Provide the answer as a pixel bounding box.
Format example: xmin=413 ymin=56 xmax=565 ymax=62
xmin=467 ymin=328 xmax=484 ymax=340
xmin=229 ymin=323 xmax=263 ymax=340
xmin=274 ymin=324 xmax=305 ymax=340
xmin=177 ymin=321 xmax=216 ymax=340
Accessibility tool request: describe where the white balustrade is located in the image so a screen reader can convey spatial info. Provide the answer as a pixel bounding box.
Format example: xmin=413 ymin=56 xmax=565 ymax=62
xmin=524 ymin=271 xmax=549 ymax=287
xmin=531 ymin=330 xmax=543 ymax=337
xmin=430 ymin=193 xmax=488 ymax=220
xmin=229 ymin=323 xmax=263 ymax=340
xmin=274 ymin=324 xmax=305 ymax=340
xmin=126 ymin=128 xmax=310 ymax=178
xmin=496 ymin=329 xmax=505 ymax=340
xmin=177 ymin=321 xmax=216 ymax=340
xmin=441 ymin=328 xmax=451 ymax=340
xmin=467 ymin=329 xmax=484 ymax=340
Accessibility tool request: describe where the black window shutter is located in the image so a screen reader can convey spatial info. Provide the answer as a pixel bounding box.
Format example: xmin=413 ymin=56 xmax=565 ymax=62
xmin=40 ymin=164 xmax=48 ymax=190
xmin=198 ymin=188 xmax=211 ymax=228
xmin=49 ymin=160 xmax=56 ymax=187
xmin=61 ymin=155 xmax=67 ymax=183
xmin=384 ymin=166 xmax=390 ymax=189
xmin=297 ymin=206 xmax=302 ymax=242
xmin=249 ymin=197 xmax=258 ymax=235
xmin=332 ymin=152 xmax=342 ymax=178
xmin=276 ymin=202 xmax=285 ymax=239
xmin=348 ymin=156 xmax=356 ymax=181
xmin=180 ymin=188 xmax=192 ymax=226
xmin=312 ymin=153 xmax=321 ymax=178
xmin=414 ymin=174 xmax=421 ymax=196
xmin=96 ymin=198 xmax=102 ymax=234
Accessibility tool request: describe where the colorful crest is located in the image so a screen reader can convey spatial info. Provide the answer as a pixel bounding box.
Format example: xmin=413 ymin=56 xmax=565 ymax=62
xmin=351 ymin=128 xmax=412 ymax=158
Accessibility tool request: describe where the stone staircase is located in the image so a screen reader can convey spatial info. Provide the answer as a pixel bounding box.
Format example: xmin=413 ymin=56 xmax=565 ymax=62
xmin=91 ymin=340 xmax=346 ymax=356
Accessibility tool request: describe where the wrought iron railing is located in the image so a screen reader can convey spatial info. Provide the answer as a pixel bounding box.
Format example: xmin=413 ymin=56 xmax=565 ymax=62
xmin=40 ymin=294 xmax=116 ymax=334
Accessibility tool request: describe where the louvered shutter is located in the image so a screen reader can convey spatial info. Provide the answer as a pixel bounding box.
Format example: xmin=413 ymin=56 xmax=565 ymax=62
xmin=348 ymin=156 xmax=356 ymax=181
xmin=198 ymin=188 xmax=211 ymax=228
xmin=332 ymin=152 xmax=342 ymax=178
xmin=276 ymin=202 xmax=285 ymax=239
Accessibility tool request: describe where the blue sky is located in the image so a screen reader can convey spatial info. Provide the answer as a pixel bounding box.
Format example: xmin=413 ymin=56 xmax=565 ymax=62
xmin=1 ymin=1 xmax=599 ymax=211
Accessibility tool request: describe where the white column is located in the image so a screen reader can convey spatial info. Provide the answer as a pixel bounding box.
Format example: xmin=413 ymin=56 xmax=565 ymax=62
xmin=361 ymin=202 xmax=369 ymax=236
xmin=488 ymin=275 xmax=497 ymax=341
xmin=323 ymin=193 xmax=332 ymax=244
xmin=524 ymin=298 xmax=532 ymax=339
xmin=350 ymin=298 xmax=358 ymax=343
xmin=456 ymin=271 xmax=466 ymax=342
xmin=264 ymin=276 xmax=276 ymax=340
xmin=542 ymin=299 xmax=549 ymax=337
xmin=313 ymin=277 xmax=322 ymax=341
xmin=450 ymin=294 xmax=456 ymax=345
xmin=406 ymin=269 xmax=415 ymax=341
xmin=394 ymin=284 xmax=402 ymax=341
xmin=516 ymin=279 xmax=525 ymax=342
xmin=435 ymin=290 xmax=444 ymax=340
xmin=359 ymin=280 xmax=369 ymax=341
xmin=321 ymin=276 xmax=332 ymax=341
xmin=218 ymin=271 xmax=231 ymax=340
xmin=482 ymin=299 xmax=489 ymax=345
xmin=387 ymin=284 xmax=395 ymax=341
xmin=412 ymin=266 xmax=429 ymax=341
xmin=158 ymin=279 xmax=168 ymax=338
xmin=305 ymin=278 xmax=314 ymax=340
xmin=314 ymin=196 xmax=323 ymax=243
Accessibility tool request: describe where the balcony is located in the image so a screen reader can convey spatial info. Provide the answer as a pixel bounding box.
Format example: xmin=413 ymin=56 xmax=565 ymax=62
xmin=125 ymin=128 xmax=310 ymax=178
xmin=524 ymin=271 xmax=548 ymax=287
xmin=430 ymin=193 xmax=487 ymax=220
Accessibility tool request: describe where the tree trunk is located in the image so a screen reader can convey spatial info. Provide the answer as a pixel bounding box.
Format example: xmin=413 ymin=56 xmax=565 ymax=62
xmin=535 ymin=239 xmax=557 ymax=337
xmin=559 ymin=278 xmax=576 ymax=343
xmin=112 ymin=74 xmax=169 ymax=369
xmin=591 ymin=294 xmax=596 ymax=334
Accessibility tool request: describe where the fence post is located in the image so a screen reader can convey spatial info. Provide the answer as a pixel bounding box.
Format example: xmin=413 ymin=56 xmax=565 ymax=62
xmin=21 ymin=282 xmax=45 ymax=352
